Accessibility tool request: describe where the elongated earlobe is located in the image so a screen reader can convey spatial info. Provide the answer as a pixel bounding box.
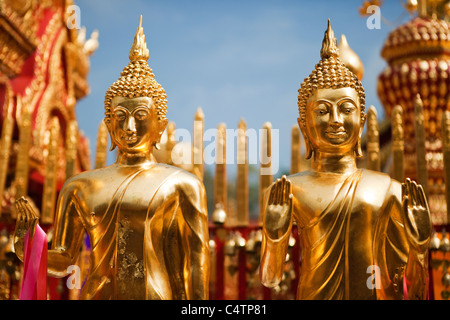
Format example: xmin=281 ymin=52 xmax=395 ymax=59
xmin=355 ymin=139 xmax=363 ymax=158
xmin=105 ymin=119 xmax=117 ymax=151
xmin=355 ymin=114 xmax=366 ymax=158
xmin=297 ymin=117 xmax=313 ymax=159
xmin=304 ymin=136 xmax=313 ymax=160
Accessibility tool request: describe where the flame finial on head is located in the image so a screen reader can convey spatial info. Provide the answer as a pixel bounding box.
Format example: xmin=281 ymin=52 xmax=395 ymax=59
xmin=129 ymin=15 xmax=149 ymax=61
xmin=320 ymin=19 xmax=339 ymax=60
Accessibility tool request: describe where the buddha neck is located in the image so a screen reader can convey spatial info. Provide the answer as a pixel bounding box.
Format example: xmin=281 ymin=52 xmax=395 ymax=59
xmin=311 ymin=150 xmax=358 ymax=176
xmin=116 ymin=150 xmax=156 ymax=166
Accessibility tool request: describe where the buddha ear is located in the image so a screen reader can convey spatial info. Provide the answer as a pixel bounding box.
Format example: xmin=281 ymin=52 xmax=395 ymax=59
xmin=153 ymin=118 xmax=169 ymax=151
xmin=104 ymin=118 xmax=117 ymax=151
xmin=159 ymin=118 xmax=169 ymax=135
xmin=297 ymin=117 xmax=313 ymax=160
xmin=355 ymin=113 xmax=367 ymax=158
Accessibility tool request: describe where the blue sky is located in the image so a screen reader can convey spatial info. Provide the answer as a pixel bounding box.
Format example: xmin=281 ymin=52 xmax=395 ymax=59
xmin=74 ymin=0 xmax=414 ymax=173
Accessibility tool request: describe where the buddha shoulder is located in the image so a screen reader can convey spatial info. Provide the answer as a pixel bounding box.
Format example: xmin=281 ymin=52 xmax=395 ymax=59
xmin=59 ymin=163 xmax=201 ymax=192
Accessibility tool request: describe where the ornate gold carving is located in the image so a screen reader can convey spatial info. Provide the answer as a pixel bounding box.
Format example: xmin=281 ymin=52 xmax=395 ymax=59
xmin=0 ymin=84 xmax=13 ymax=216
xmin=65 ymin=120 xmax=78 ymax=179
xmin=13 ymin=95 xmax=32 ymax=210
xmin=41 ymin=117 xmax=60 ymax=225
xmin=214 ymin=123 xmax=227 ymax=215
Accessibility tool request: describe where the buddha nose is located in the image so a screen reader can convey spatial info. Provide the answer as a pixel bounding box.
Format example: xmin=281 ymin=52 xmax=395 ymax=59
xmin=330 ymin=105 xmax=343 ymax=126
xmin=124 ymin=116 xmax=136 ymax=133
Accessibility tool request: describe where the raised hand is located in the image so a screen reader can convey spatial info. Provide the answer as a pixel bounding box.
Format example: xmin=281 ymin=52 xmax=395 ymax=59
xmin=401 ymin=178 xmax=432 ymax=253
xmin=13 ymin=196 xmax=40 ymax=261
xmin=264 ymin=175 xmax=293 ymax=240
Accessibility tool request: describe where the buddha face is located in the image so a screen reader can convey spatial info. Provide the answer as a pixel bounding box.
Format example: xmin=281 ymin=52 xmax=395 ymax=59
xmin=303 ymin=87 xmax=364 ymax=155
xmin=107 ymin=96 xmax=167 ymax=154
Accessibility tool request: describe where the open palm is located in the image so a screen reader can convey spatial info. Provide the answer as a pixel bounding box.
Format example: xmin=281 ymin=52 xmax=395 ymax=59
xmin=264 ymin=175 xmax=293 ymax=239
xmin=401 ymin=178 xmax=432 ymax=253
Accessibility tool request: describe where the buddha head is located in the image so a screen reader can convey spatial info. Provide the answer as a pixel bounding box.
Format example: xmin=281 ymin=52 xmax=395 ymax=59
xmin=104 ymin=16 xmax=168 ymax=154
xmin=297 ymin=20 xmax=366 ymax=159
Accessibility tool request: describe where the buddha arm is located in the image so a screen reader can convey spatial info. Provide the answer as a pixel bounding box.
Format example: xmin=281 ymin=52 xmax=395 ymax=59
xmin=260 ymin=179 xmax=293 ymax=288
xmin=178 ymin=176 xmax=210 ymax=299
xmin=375 ymin=179 xmax=431 ymax=300
xmin=47 ymin=183 xmax=86 ymax=278
xmin=401 ymin=179 xmax=432 ymax=300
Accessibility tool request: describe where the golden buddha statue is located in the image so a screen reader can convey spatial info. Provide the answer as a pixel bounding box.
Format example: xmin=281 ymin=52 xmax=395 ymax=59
xmin=13 ymin=17 xmax=210 ymax=300
xmin=260 ymin=20 xmax=432 ymax=300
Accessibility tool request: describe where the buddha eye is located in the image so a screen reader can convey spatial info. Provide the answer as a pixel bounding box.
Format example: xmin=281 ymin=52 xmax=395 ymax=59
xmin=314 ymin=104 xmax=328 ymax=116
xmin=340 ymin=102 xmax=356 ymax=114
xmin=114 ymin=110 xmax=127 ymax=121
xmin=134 ymin=109 xmax=149 ymax=120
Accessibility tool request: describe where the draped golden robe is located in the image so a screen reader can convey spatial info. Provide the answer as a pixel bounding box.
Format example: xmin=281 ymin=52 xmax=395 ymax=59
xmin=263 ymin=169 xmax=410 ymax=300
xmin=49 ymin=163 xmax=210 ymax=300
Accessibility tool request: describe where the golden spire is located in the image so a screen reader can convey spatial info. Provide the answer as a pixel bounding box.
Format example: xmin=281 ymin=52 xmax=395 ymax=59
xmin=366 ymin=106 xmax=380 ymax=171
xmin=192 ymin=107 xmax=204 ymax=180
xmin=41 ymin=117 xmax=60 ymax=225
xmin=259 ymin=122 xmax=273 ymax=225
xmin=414 ymin=94 xmax=429 ymax=198
xmin=213 ymin=123 xmax=227 ymax=225
xmin=236 ymin=118 xmax=249 ymax=227
xmin=392 ymin=105 xmax=405 ymax=182
xmin=129 ymin=15 xmax=149 ymax=61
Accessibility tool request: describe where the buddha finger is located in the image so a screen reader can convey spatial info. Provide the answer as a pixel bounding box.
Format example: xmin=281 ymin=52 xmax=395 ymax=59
xmin=286 ymin=179 xmax=292 ymax=202
xmin=406 ymin=178 xmax=414 ymax=205
xmin=15 ymin=200 xmax=27 ymax=225
xmin=401 ymin=182 xmax=407 ymax=199
xmin=268 ymin=183 xmax=276 ymax=205
xmin=411 ymin=180 xmax=420 ymax=206
xmin=288 ymin=194 xmax=294 ymax=211
xmin=276 ymin=178 xmax=283 ymax=205
xmin=418 ymin=185 xmax=429 ymax=212
xmin=281 ymin=175 xmax=287 ymax=204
